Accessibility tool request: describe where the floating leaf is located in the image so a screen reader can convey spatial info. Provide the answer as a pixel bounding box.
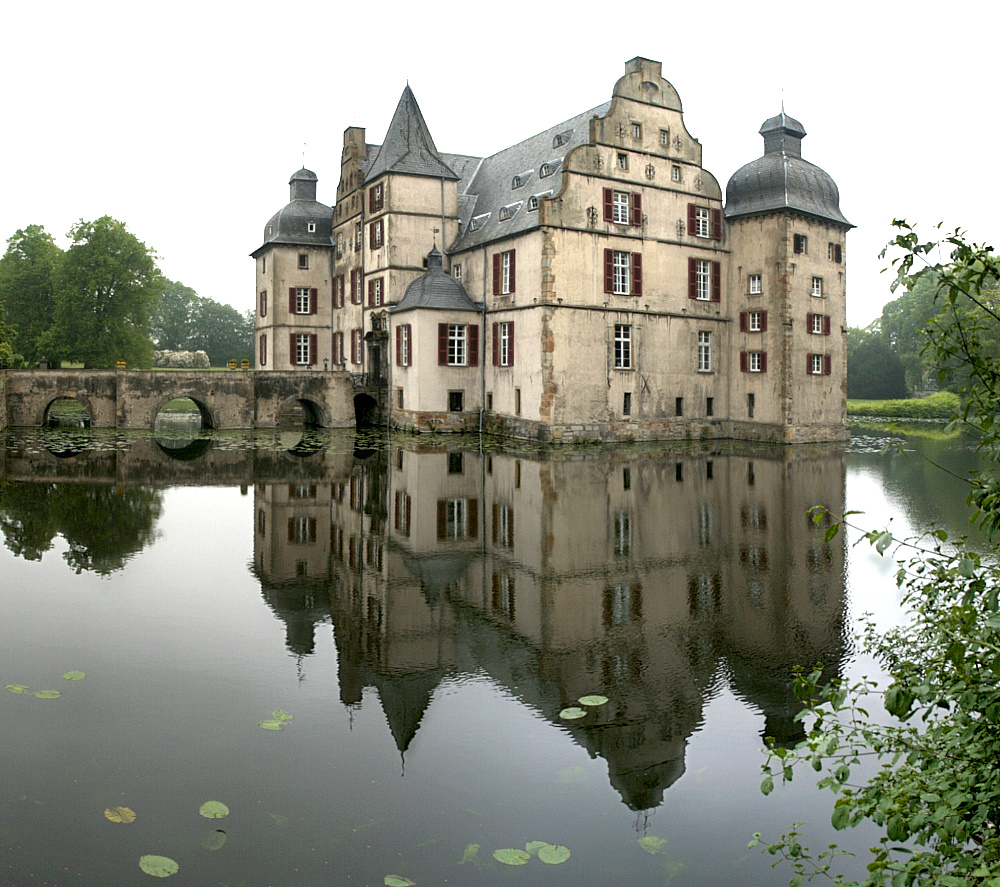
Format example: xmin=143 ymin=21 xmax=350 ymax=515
xmin=537 ymin=843 xmax=570 ymax=865
xmin=258 ymin=720 xmax=284 ymax=731
xmin=459 ymin=843 xmax=480 ymax=865
xmin=199 ymin=801 xmax=230 ymax=819
xmin=201 ymin=829 xmax=227 ymax=851
xmin=272 ymin=709 xmax=293 ymax=721
xmin=525 ymin=841 xmax=547 ymax=856
xmin=139 ymin=855 xmax=179 ymax=877
xmin=62 ymin=671 xmax=86 ymax=681
xmin=493 ymin=848 xmax=530 ymax=866
xmin=384 ymin=876 xmax=416 ymax=886
xmin=578 ymin=695 xmax=608 ymax=706
xmin=105 ymin=806 xmax=136 ymax=824
xmin=33 ymin=690 xmax=61 ymax=699
xmin=5 ymin=684 xmax=29 ymax=694
xmin=638 ymin=835 xmax=668 ymax=855
xmin=559 ymin=707 xmax=587 ymax=720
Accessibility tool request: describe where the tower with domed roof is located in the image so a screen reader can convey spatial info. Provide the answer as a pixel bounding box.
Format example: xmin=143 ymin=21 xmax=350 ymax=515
xmin=725 ymin=111 xmax=852 ymax=441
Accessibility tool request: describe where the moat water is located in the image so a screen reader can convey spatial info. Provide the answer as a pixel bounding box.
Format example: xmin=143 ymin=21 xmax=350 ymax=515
xmin=0 ymin=424 xmax=982 ymax=886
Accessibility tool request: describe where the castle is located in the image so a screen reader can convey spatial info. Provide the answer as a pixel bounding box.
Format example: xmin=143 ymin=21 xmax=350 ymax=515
xmin=252 ymin=57 xmax=851 ymax=443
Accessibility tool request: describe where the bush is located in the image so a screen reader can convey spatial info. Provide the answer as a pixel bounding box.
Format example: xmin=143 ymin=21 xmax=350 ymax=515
xmin=846 ymin=391 xmax=960 ymax=419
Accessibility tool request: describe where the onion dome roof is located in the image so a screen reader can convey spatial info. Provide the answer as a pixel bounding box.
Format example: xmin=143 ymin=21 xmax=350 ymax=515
xmin=391 ymin=248 xmax=482 ymax=314
xmin=253 ymin=168 xmax=332 ymax=255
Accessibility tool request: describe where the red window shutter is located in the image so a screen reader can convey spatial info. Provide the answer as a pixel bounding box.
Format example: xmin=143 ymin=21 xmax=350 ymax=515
xmin=289 ymin=287 xmax=296 ymax=313
xmin=368 ymin=187 xmax=374 ymax=213
xmin=632 ymin=253 xmax=642 ymax=296
xmin=492 ymin=322 xmax=499 ymax=366
xmin=688 ymin=258 xmax=697 ymax=299
xmin=807 ymin=353 xmax=814 ymax=374
xmin=603 ymin=188 xmax=613 ymax=222
xmin=310 ymin=288 xmax=318 ymax=314
xmin=509 ymin=250 xmax=515 ymax=294
xmin=351 ymin=330 xmax=357 ymax=364
xmin=287 ymin=518 xmax=294 ymax=542
xmin=468 ymin=325 xmax=479 ymax=366
xmin=467 ymin=499 xmax=478 ymax=538
xmin=493 ymin=254 xmax=501 ymax=295
xmin=740 ymin=351 xmax=748 ymax=372
xmin=604 ymin=249 xmax=614 ymax=293
xmin=806 ymin=312 xmax=814 ymax=332
xmin=711 ymin=208 xmax=722 ymax=241
xmin=259 ymin=334 xmax=266 ymax=366
xmin=823 ymin=315 xmax=832 ymax=335
xmin=436 ymin=500 xmax=446 ymax=539
xmin=632 ymin=192 xmax=642 ymax=227
xmin=396 ymin=326 xmax=402 ymax=366
xmin=369 ymin=223 xmax=375 ymax=250
xmin=378 ymin=220 xmax=383 ymax=245
xmin=509 ymin=320 xmax=514 ymax=365
xmin=761 ymin=311 xmax=768 ymax=331
xmin=438 ymin=323 xmax=448 ymax=366
xmin=711 ymin=261 xmax=721 ymax=302
xmin=367 ymin=280 xmax=374 ymax=306
xmin=824 ymin=354 xmax=832 ymax=375
xmin=761 ymin=352 xmax=768 ymax=372
xmin=687 ymin=203 xmax=696 ymax=236
xmin=492 ymin=503 xmax=499 ymax=544
xmin=310 ymin=334 xmax=318 ymax=365
xmin=350 ymin=270 xmax=357 ymax=304
xmin=406 ymin=325 xmax=412 ymax=366
xmin=740 ymin=311 xmax=748 ymax=332
xmin=289 ymin=333 xmax=296 ymax=366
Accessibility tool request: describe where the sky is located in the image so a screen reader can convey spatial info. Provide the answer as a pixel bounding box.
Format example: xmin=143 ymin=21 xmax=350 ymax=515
xmin=1 ymin=1 xmax=994 ymax=329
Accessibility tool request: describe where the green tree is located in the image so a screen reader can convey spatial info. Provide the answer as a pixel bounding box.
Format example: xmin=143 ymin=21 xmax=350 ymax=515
xmin=846 ymin=323 xmax=909 ymax=399
xmin=39 ymin=217 xmax=163 ymax=368
xmin=150 ymin=278 xmax=199 ymax=352
xmin=150 ymin=280 xmax=253 ymax=366
xmin=0 ymin=224 xmax=62 ymax=363
xmin=754 ymin=224 xmax=1000 ymax=886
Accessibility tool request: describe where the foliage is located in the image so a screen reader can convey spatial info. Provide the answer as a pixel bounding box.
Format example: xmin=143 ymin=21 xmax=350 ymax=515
xmin=150 ymin=279 xmax=252 ymax=366
xmin=846 ymin=391 xmax=960 ymax=420
xmin=0 ymin=224 xmax=61 ymax=364
xmin=756 ymin=224 xmax=1000 ymax=886
xmin=847 ymin=325 xmax=909 ymax=399
xmin=38 ymin=217 xmax=163 ymax=368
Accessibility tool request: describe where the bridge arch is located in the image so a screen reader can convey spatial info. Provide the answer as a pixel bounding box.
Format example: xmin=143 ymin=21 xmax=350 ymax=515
xmin=354 ymin=393 xmax=380 ymax=429
xmin=41 ymin=395 xmax=93 ymax=428
xmin=277 ymin=395 xmax=328 ymax=428
xmin=151 ymin=393 xmax=218 ymax=431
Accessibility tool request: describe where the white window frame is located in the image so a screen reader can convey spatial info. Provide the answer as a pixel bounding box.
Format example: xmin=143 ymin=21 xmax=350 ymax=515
xmin=355 ymin=273 xmax=363 ymax=303
xmin=399 ymin=324 xmax=410 ymax=367
xmin=613 ymin=251 xmax=631 ymax=295
xmin=448 ymin=324 xmax=467 ymax=366
xmin=810 ymin=353 xmax=825 ymax=375
xmin=612 ymin=190 xmax=630 ymax=224
xmin=749 ymin=351 xmax=763 ymax=373
xmin=748 ymin=311 xmax=763 ymax=332
xmin=631 ymin=122 xmax=641 ymax=139
xmin=671 ymin=165 xmax=681 ymax=182
xmin=660 ymin=129 xmax=670 ymax=146
xmin=336 ymin=232 xmax=343 ymax=258
xmin=749 ymin=273 xmax=761 ymax=294
xmin=298 ymin=254 xmax=308 ymax=269
xmin=696 ymin=259 xmax=711 ymax=301
xmin=697 ymin=331 xmax=712 ymax=372
xmin=352 ymin=328 xmax=363 ymax=365
xmin=812 ymin=276 xmax=823 ymax=297
xmin=295 ymin=287 xmax=311 ymax=314
xmin=695 ymin=206 xmax=710 ymax=238
xmin=453 ymin=264 xmax=462 ymax=281
xmin=811 ymin=313 xmax=824 ymax=335
xmin=501 ymin=251 xmax=513 ymax=295
xmin=614 ymin=324 xmax=632 ymax=369
xmin=617 ymin=152 xmax=628 ymax=170
xmin=498 ymin=321 xmax=512 ymax=367
xmin=295 ymin=333 xmax=310 ymax=366
xmin=446 ymin=498 xmax=467 ymax=539
xmin=372 ymin=278 xmax=383 ymax=306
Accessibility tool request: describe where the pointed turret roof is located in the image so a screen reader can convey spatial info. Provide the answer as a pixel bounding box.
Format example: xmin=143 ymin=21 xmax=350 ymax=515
xmin=364 ymin=86 xmax=459 ymax=183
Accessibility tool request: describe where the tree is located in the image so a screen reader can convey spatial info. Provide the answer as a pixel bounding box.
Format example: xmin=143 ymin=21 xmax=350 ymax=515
xmin=846 ymin=323 xmax=909 ymax=399
xmin=754 ymin=224 xmax=1000 ymax=886
xmin=150 ymin=280 xmax=253 ymax=366
xmin=0 ymin=224 xmax=62 ymax=364
xmin=150 ymin=279 xmax=199 ymax=352
xmin=39 ymin=217 xmax=163 ymax=368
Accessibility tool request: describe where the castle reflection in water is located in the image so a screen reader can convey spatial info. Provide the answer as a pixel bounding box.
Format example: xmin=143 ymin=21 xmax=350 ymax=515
xmin=249 ymin=435 xmax=848 ymax=813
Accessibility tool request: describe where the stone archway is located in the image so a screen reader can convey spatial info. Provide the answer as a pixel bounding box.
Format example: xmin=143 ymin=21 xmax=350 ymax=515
xmin=277 ymin=396 xmax=328 ymax=428
xmin=43 ymin=396 xmax=92 ymax=429
xmin=354 ymin=393 xmax=380 ymax=429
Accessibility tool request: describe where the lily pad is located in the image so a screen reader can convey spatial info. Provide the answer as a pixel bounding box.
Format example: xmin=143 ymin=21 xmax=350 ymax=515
xmin=139 ymin=855 xmax=179 ymax=877
xmin=459 ymin=843 xmax=480 ymax=865
xmin=105 ymin=806 xmax=136 ymax=824
xmin=559 ymin=706 xmax=587 ymax=720
xmin=258 ymin=720 xmax=284 ymax=730
xmin=62 ymin=671 xmax=86 ymax=681
xmin=537 ymin=843 xmax=570 ymax=864
xmin=4 ymin=684 xmax=29 ymax=694
xmin=493 ymin=848 xmax=531 ymax=866
xmin=525 ymin=841 xmax=548 ymax=856
xmin=201 ymin=829 xmax=227 ymax=851
xmin=638 ymin=835 xmax=668 ymax=855
xmin=33 ymin=690 xmax=61 ymax=699
xmin=272 ymin=709 xmax=293 ymax=721
xmin=578 ymin=695 xmax=608 ymax=706
xmin=199 ymin=801 xmax=230 ymax=819
xmin=384 ymin=876 xmax=416 ymax=886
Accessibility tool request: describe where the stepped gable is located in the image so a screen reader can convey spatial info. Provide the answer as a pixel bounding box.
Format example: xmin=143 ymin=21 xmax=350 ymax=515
xmin=725 ymin=110 xmax=852 ymax=228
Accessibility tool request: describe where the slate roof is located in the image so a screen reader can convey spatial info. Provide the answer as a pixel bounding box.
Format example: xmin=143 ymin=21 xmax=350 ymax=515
xmin=364 ymin=86 xmax=459 ymax=183
xmin=253 ymin=168 xmax=333 ymax=255
xmin=725 ymin=112 xmax=852 ymax=228
xmin=449 ymin=102 xmax=612 ymax=252
xmin=391 ymin=248 xmax=483 ymax=315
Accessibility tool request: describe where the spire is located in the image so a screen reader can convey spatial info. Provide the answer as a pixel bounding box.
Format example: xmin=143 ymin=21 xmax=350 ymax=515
xmin=364 ymin=86 xmax=459 ymax=182
xmin=759 ymin=110 xmax=806 ymax=158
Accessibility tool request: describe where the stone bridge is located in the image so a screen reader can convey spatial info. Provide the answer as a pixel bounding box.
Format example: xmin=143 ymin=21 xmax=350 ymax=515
xmin=0 ymin=369 xmax=385 ymax=430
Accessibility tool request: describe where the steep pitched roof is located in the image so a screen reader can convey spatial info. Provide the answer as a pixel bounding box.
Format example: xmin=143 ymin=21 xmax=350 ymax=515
xmin=364 ymin=86 xmax=459 ymax=183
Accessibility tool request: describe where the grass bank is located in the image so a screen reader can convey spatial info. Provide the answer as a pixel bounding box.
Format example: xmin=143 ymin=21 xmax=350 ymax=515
xmin=847 ymin=391 xmax=959 ymax=420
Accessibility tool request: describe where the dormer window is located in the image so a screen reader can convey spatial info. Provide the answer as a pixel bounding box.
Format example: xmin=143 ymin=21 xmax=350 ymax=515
xmin=469 ymin=213 xmax=490 ymax=232
xmin=539 ymin=164 xmax=551 ymax=178
xmin=512 ymin=176 xmax=521 ymax=189
xmin=552 ymin=130 xmax=573 ymax=149
xmin=498 ymin=202 xmax=521 ymax=222
xmin=527 ymin=196 xmax=538 ymax=211
xmin=307 ymin=221 xmax=316 ymax=233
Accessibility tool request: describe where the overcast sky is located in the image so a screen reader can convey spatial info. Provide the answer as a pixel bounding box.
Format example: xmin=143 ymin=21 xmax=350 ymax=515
xmin=1 ymin=2 xmax=993 ymax=328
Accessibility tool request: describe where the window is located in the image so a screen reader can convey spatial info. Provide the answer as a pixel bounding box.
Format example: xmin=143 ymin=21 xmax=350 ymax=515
xmin=604 ymin=249 xmax=642 ymax=296
xmin=262 ymin=254 xmax=266 ymax=271
xmin=794 ymin=233 xmax=808 ymax=254
xmin=259 ymin=333 xmax=267 ymax=367
xmin=740 ymin=351 xmax=767 ymax=373
xmin=688 ymin=258 xmax=721 ymax=302
xmin=369 ymin=182 xmax=383 ymax=213
xmin=448 ymin=391 xmax=464 ymax=412
xmin=397 ymin=388 xmax=403 ymax=409
xmin=672 ymin=165 xmax=681 ymax=182
xmin=688 ymin=204 xmax=722 ymax=240
xmin=660 ymin=129 xmax=670 ymax=146
xmin=439 ymin=498 xmax=471 ymax=539
xmin=552 ymin=131 xmax=572 ymax=148
xmin=368 ymin=276 xmax=383 ymax=306
xmin=369 ymin=219 xmax=384 ymax=249
xmin=332 ymin=331 xmax=343 ymax=365
xmin=748 ymin=392 xmax=755 ymax=418
xmin=623 ymin=392 xmax=631 ymax=415
xmin=295 ymin=287 xmax=311 ymax=314
xmin=448 ymin=452 xmax=464 ymax=475
xmin=697 ymin=331 xmax=712 ymax=372
xmin=355 ymin=221 xmax=362 ymax=250
xmin=298 ymin=254 xmax=308 ymax=269
xmin=812 ymin=277 xmax=823 ymax=297
xmin=259 ymin=290 xmax=267 ymax=317
xmin=492 ymin=321 xmax=514 ymax=367
xmin=395 ymin=323 xmax=411 ymax=367
xmin=749 ymin=273 xmax=762 ymax=294
xmin=808 ymin=353 xmax=832 ymax=375
xmin=527 ymin=195 xmax=538 ymax=211
xmin=334 ymin=275 xmax=345 ymax=308
xmin=438 ymin=323 xmax=479 ymax=367
xmin=617 ymin=152 xmax=628 ymax=170
xmin=499 ymin=203 xmax=520 ymax=221
xmin=515 ymin=387 xmax=521 ymax=416
xmin=614 ymin=511 xmax=632 ymax=557
xmin=336 ymin=232 xmax=344 ymax=259
xmin=307 ymin=221 xmax=316 ymax=233
xmin=675 ymin=397 xmax=683 ymax=417
xmin=740 ymin=310 xmax=768 ymax=332
xmin=808 ymin=312 xmax=831 ymax=335
xmin=614 ymin=323 xmax=632 ymax=369
xmin=603 ymin=188 xmax=642 ymax=226
xmin=288 ymin=516 xmax=317 ymax=545
xmin=631 ymin=122 xmax=641 ymax=139
xmin=294 ymin=333 xmax=312 ymax=365
xmin=829 ymin=242 xmax=843 ymax=263
xmin=511 ymin=175 xmax=522 ymax=189
xmin=351 ymin=328 xmax=362 ymax=365
xmin=539 ymin=163 xmax=553 ymax=178
xmin=493 ymin=504 xmax=514 ymax=549
xmin=492 ymin=250 xmax=516 ymax=295
xmin=350 ymin=270 xmax=361 ymax=304
xmin=453 ymin=264 xmax=462 ymax=281
xmin=706 ymin=397 xmax=714 ymax=417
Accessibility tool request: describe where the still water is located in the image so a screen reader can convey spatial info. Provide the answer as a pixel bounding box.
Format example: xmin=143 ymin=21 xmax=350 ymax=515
xmin=0 ymin=426 xmax=981 ymax=886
